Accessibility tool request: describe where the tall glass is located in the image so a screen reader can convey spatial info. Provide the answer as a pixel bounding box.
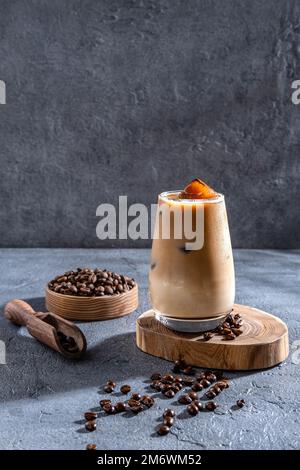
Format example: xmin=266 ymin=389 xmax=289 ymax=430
xmin=149 ymin=190 xmax=235 ymax=331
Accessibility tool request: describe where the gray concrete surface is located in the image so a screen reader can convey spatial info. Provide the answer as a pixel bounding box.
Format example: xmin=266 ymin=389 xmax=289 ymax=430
xmin=0 ymin=248 xmax=299 ymax=450
xmin=0 ymin=0 xmax=300 ymax=249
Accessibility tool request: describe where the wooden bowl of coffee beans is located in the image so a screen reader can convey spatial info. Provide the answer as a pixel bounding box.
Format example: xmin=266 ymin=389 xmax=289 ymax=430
xmin=45 ymin=268 xmax=138 ymax=321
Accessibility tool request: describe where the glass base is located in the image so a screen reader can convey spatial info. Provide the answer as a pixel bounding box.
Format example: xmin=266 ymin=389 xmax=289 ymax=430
xmin=154 ymin=311 xmax=229 ymax=333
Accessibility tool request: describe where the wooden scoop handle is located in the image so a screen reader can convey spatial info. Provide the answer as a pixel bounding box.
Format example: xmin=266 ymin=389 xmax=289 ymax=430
xmin=4 ymin=299 xmax=36 ymax=326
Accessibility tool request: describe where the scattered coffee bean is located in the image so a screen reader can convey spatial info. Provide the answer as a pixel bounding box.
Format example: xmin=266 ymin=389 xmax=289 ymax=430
xmin=192 ymin=382 xmax=203 ymax=392
xmin=188 ymin=391 xmax=198 ymax=401
xmin=164 ymin=389 xmax=175 ymax=399
xmin=200 ymin=379 xmax=211 ymax=388
xmin=104 ymin=385 xmax=114 ymax=393
xmin=84 ymin=411 xmax=98 ymax=421
xmin=161 ymin=374 xmax=174 ymax=384
xmin=205 ymin=401 xmax=218 ymax=411
xmin=203 ymin=332 xmax=213 ymax=341
xmin=157 ymin=425 xmax=170 ymax=436
xmin=217 ymin=380 xmax=229 ymax=390
xmin=151 ymin=373 xmax=162 ymax=381
xmin=163 ymin=416 xmax=174 ymax=427
xmin=213 ymin=386 xmax=221 ymax=395
xmin=182 ymin=376 xmax=194 ymax=386
xmin=225 ymin=333 xmax=235 ymax=340
xmin=236 ymin=399 xmax=245 ymax=408
xmin=106 ymin=380 xmax=116 ymax=388
xmin=171 ymin=384 xmax=181 ymax=393
xmin=131 ymin=393 xmax=141 ymax=401
xmin=178 ymin=394 xmax=192 ymax=405
xmin=85 ymin=420 xmax=96 ymax=432
xmin=187 ymin=403 xmax=199 ymax=416
xmin=206 ymin=373 xmax=217 ymax=383
xmin=128 ymin=399 xmax=141 ymax=408
xmin=103 ymin=404 xmax=115 ymax=414
xmin=100 ymin=399 xmax=111 ymax=408
xmin=48 ymin=268 xmax=136 ymax=297
xmin=174 ymin=376 xmax=183 ymax=384
xmin=206 ymin=389 xmax=217 ymax=399
xmin=163 ymin=409 xmax=175 ymax=418
xmin=115 ymin=402 xmax=127 ymax=413
xmin=141 ymin=396 xmax=154 ymax=408
xmin=194 ymin=400 xmax=204 ymax=411
xmin=130 ymin=404 xmax=143 ymax=414
xmin=150 ymin=381 xmax=162 ymax=391
xmin=161 ymin=384 xmax=172 ymax=394
xmin=86 ymin=444 xmax=97 ymax=450
xmin=120 ymin=384 xmax=131 ymax=394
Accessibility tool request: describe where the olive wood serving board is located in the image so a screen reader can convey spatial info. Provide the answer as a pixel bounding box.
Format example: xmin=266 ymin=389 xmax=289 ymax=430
xmin=136 ymin=304 xmax=289 ymax=370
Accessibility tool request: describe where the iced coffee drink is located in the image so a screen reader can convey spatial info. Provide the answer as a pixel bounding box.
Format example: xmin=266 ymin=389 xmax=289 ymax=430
xmin=149 ymin=179 xmax=235 ymax=331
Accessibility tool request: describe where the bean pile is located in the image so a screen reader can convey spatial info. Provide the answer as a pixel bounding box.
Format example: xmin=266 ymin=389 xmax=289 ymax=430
xmin=203 ymin=312 xmax=244 ymax=341
xmin=83 ymin=360 xmax=246 ymax=448
xmin=48 ymin=268 xmax=136 ymax=297
xmin=57 ymin=331 xmax=79 ymax=353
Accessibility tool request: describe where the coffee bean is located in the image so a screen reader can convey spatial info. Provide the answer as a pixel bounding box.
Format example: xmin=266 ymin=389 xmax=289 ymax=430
xmin=178 ymin=394 xmax=192 ymax=405
xmin=131 ymin=393 xmax=141 ymax=401
xmin=86 ymin=444 xmax=97 ymax=450
xmin=106 ymin=380 xmax=116 ymax=388
xmin=115 ymin=402 xmax=127 ymax=413
xmin=182 ymin=377 xmax=194 ymax=386
xmin=203 ymin=332 xmax=213 ymax=341
xmin=103 ymin=404 xmax=115 ymax=414
xmin=205 ymin=390 xmax=216 ymax=399
xmin=174 ymin=376 xmax=183 ymax=384
xmin=151 ymin=373 xmax=162 ymax=381
xmin=100 ymin=399 xmax=111 ymax=408
xmin=164 ymin=389 xmax=175 ymax=399
xmin=163 ymin=416 xmax=174 ymax=427
xmin=157 ymin=425 xmax=170 ymax=436
xmin=163 ymin=409 xmax=175 ymax=418
xmin=130 ymin=404 xmax=143 ymax=414
xmin=171 ymin=384 xmax=181 ymax=393
xmin=188 ymin=391 xmax=198 ymax=401
xmin=232 ymin=328 xmax=243 ymax=336
xmin=200 ymin=379 xmax=211 ymax=388
xmin=187 ymin=403 xmax=199 ymax=416
xmin=213 ymin=386 xmax=221 ymax=395
xmin=225 ymin=333 xmax=235 ymax=340
xmin=194 ymin=400 xmax=204 ymax=411
xmin=104 ymin=286 xmax=114 ymax=295
xmin=150 ymin=381 xmax=161 ymax=391
xmin=192 ymin=382 xmax=203 ymax=392
xmin=84 ymin=411 xmax=98 ymax=421
xmin=85 ymin=420 xmax=96 ymax=432
xmin=206 ymin=373 xmax=217 ymax=383
xmin=104 ymin=385 xmax=114 ymax=393
xmin=128 ymin=399 xmax=141 ymax=408
xmin=217 ymin=380 xmax=229 ymax=390
xmin=120 ymin=384 xmax=131 ymax=394
xmin=141 ymin=395 xmax=154 ymax=408
xmin=161 ymin=384 xmax=172 ymax=394
xmin=236 ymin=399 xmax=245 ymax=408
xmin=205 ymin=401 xmax=218 ymax=411
xmin=161 ymin=374 xmax=174 ymax=384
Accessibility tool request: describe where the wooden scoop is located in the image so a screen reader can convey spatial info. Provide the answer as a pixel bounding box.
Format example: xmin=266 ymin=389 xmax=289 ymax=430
xmin=4 ymin=299 xmax=87 ymax=359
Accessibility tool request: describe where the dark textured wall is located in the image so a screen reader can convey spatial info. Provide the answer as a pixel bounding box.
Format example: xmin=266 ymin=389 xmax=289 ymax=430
xmin=0 ymin=0 xmax=299 ymax=248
